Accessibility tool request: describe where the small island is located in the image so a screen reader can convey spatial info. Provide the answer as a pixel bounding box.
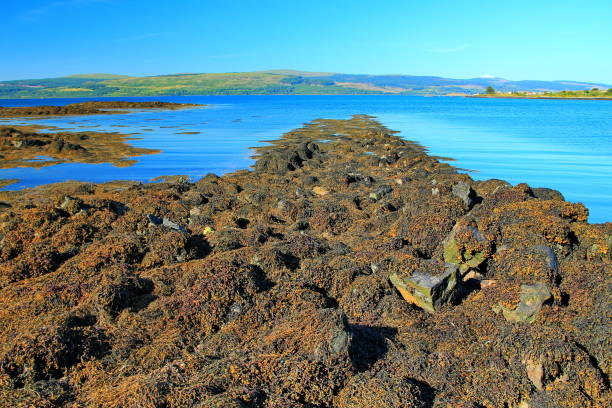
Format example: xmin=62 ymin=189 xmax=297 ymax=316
xmin=0 ymin=101 xmax=204 ymax=118
xmin=0 ymin=125 xmax=160 ymax=169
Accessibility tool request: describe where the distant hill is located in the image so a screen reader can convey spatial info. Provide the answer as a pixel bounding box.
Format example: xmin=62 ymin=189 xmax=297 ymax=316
xmin=0 ymin=71 xmax=609 ymax=98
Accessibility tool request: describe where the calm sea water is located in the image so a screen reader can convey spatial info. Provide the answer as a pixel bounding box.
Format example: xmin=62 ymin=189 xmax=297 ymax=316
xmin=1 ymin=95 xmax=611 ymax=223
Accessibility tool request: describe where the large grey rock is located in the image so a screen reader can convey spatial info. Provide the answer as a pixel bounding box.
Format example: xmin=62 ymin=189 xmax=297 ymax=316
xmin=147 ymin=214 xmax=187 ymax=233
xmin=452 ymin=181 xmax=477 ymax=210
xmin=390 ymin=261 xmax=459 ymax=313
xmin=369 ymin=184 xmax=393 ymax=201
xmin=501 ymin=282 xmax=552 ymax=323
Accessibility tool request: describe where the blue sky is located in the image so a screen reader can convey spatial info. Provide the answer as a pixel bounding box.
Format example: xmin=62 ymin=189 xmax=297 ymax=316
xmin=1 ymin=0 xmax=611 ymax=84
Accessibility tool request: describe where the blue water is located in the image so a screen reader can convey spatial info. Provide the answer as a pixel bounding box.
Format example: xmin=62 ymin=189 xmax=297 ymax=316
xmin=0 ymin=95 xmax=610 ymax=223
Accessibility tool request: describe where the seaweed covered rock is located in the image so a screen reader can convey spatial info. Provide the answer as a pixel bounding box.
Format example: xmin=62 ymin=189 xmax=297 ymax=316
xmin=390 ymin=261 xmax=459 ymax=313
xmin=497 ymin=282 xmax=552 ymax=323
xmin=0 ymin=322 xmax=107 ymax=388
xmin=334 ymin=369 xmax=429 ymax=408
xmin=0 ymin=126 xmax=161 ymax=169
xmin=0 ymin=101 xmax=202 ymax=118
xmin=442 ymin=218 xmax=493 ymax=275
xmin=254 ymin=141 xmax=321 ymax=174
xmin=0 ymin=116 xmax=609 ymax=407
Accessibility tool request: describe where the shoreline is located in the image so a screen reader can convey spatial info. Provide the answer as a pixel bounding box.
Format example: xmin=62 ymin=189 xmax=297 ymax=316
xmin=0 ymin=115 xmax=609 ymax=407
xmin=0 ymin=101 xmax=205 ymax=118
xmin=0 ymin=124 xmax=160 ymax=169
xmin=468 ymin=94 xmax=612 ymax=100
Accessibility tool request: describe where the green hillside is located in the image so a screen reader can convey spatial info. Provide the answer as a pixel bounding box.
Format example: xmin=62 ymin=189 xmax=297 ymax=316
xmin=0 ymin=72 xmax=377 ymax=98
xmin=0 ymin=71 xmax=609 ymax=99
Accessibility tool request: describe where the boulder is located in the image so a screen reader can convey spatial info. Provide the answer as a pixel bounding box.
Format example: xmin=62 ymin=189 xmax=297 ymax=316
xmin=390 ymin=261 xmax=459 ymax=313
xmin=500 ymin=282 xmax=552 ymax=323
xmin=162 ymin=217 xmax=187 ymax=233
xmin=369 ymin=184 xmax=392 ymax=201
xmin=531 ymin=187 xmax=565 ymax=201
xmin=254 ymin=142 xmax=320 ymax=174
xmin=147 ymin=214 xmax=187 ymax=233
xmin=452 ymin=181 xmax=477 ymax=210
xmin=442 ymin=221 xmax=491 ymax=274
xmin=59 ymin=195 xmax=85 ymax=215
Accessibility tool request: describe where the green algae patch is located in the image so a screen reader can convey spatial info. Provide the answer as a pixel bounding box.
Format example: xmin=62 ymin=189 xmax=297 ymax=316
xmin=443 ymin=236 xmax=462 ymax=266
xmin=442 ymin=221 xmax=492 ymax=275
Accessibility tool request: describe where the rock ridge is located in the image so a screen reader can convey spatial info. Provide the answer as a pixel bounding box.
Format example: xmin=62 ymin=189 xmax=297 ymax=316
xmin=0 ymin=114 xmax=609 ymax=407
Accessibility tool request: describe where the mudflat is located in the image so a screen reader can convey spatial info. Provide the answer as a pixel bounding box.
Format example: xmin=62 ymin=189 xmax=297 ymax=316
xmin=0 ymin=116 xmax=609 ymax=407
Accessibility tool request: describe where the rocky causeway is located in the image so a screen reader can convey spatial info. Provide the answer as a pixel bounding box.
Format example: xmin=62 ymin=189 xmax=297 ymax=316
xmin=0 ymin=115 xmax=609 ymax=407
